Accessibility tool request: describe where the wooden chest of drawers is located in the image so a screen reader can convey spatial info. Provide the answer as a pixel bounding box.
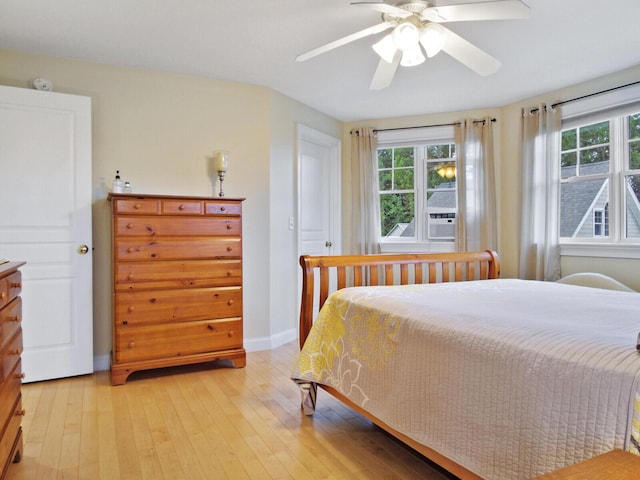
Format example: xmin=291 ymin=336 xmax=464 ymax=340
xmin=108 ymin=194 xmax=245 ymax=385
xmin=0 ymin=261 xmax=25 ymax=479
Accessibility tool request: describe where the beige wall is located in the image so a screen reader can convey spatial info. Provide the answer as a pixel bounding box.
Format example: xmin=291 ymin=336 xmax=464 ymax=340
xmin=0 ymin=49 xmax=341 ymax=367
xmin=343 ymin=64 xmax=640 ymax=290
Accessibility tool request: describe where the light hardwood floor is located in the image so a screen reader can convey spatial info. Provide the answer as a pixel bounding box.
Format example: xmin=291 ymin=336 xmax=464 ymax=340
xmin=8 ymin=342 xmax=457 ymax=480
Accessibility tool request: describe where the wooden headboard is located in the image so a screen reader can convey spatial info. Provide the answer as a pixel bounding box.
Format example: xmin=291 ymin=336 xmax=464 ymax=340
xmin=298 ymin=250 xmax=501 ymax=348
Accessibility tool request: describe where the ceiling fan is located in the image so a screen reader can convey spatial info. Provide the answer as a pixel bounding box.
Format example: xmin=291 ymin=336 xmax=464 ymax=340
xmin=296 ymin=0 xmax=530 ymax=90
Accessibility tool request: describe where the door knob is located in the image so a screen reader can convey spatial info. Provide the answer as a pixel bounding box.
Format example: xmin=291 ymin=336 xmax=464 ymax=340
xmin=77 ymin=245 xmax=90 ymax=255
xmin=325 ymin=241 xmax=332 ymax=247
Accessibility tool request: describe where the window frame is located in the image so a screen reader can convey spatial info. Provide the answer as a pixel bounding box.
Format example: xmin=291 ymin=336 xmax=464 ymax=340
xmin=376 ymin=125 xmax=456 ymax=254
xmin=559 ymin=85 xmax=640 ymax=259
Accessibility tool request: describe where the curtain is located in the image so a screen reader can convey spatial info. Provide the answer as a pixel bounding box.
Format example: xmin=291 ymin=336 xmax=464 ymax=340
xmin=519 ymin=104 xmax=562 ymax=281
xmin=349 ymin=127 xmax=381 ymax=254
xmin=454 ymin=117 xmax=497 ymax=252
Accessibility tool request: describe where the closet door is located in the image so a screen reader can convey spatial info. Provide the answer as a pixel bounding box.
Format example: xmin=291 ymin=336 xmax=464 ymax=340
xmin=0 ymin=85 xmax=93 ymax=382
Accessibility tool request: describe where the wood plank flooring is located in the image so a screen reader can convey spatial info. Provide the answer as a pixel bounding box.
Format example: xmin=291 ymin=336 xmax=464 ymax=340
xmin=8 ymin=342 xmax=458 ymax=479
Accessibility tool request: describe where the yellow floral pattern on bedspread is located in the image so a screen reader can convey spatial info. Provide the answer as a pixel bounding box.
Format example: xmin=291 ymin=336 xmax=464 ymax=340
xmin=292 ymin=288 xmax=400 ymax=410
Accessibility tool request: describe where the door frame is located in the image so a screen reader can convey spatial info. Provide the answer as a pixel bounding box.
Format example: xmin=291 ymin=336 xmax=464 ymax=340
xmin=295 ymin=123 xmax=341 ymax=319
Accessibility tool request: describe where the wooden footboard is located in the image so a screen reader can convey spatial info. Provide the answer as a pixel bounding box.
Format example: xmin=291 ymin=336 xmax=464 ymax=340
xmin=299 ymin=250 xmax=500 ymax=348
xmin=297 ymin=250 xmax=500 ymax=480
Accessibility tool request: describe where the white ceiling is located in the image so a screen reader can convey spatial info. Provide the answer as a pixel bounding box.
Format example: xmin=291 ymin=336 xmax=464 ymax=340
xmin=1 ymin=0 xmax=639 ymax=122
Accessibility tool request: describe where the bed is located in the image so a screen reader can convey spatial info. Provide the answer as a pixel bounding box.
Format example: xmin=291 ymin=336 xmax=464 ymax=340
xmin=291 ymin=250 xmax=640 ymax=479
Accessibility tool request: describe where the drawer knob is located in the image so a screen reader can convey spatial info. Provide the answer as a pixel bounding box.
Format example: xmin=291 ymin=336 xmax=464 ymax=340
xmin=15 ymin=409 xmax=26 ymax=417
xmin=220 ymin=206 xmax=226 ymax=212
xmin=228 ymin=330 xmax=234 ymax=337
xmin=226 ymin=270 xmax=232 ymax=277
xmin=127 ymin=274 xmax=134 ymax=280
xmin=0 ymin=292 xmax=5 ymax=300
xmin=179 ymin=204 xmax=185 ymax=210
xmin=8 ymin=315 xmax=20 ymax=323
xmin=16 ymin=373 xmax=25 ymax=380
xmin=10 ymin=281 xmax=22 ymax=288
xmin=227 ymin=299 xmax=234 ymax=306
xmin=127 ymin=247 xmax=135 ymax=253
xmin=128 ymin=342 xmax=135 ymax=348
xmin=226 ymin=224 xmax=232 ymax=230
xmin=9 ymin=348 xmax=21 ymax=356
xmin=127 ymin=223 xmax=134 ymax=229
xmin=127 ymin=306 xmax=135 ymax=312
xmin=134 ymin=204 xmax=141 ymax=209
xmin=226 ymin=246 xmax=233 ymax=252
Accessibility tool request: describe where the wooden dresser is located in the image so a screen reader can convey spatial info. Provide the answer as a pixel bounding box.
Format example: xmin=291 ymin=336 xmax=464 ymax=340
xmin=108 ymin=193 xmax=245 ymax=385
xmin=0 ymin=261 xmax=25 ymax=479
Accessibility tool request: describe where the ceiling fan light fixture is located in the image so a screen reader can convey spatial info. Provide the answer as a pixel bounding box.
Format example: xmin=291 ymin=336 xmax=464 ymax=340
xmin=392 ymin=22 xmax=420 ymax=51
xmin=400 ymin=44 xmax=425 ymax=67
xmin=372 ymin=33 xmax=398 ymax=63
xmin=420 ymin=23 xmax=447 ymax=58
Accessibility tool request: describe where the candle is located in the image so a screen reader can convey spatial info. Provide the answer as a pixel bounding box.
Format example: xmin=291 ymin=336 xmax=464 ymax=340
xmin=215 ymin=151 xmax=229 ymax=172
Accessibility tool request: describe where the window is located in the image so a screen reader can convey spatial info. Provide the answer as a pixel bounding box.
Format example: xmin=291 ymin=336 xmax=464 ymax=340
xmin=377 ymin=135 xmax=457 ymax=249
xmin=560 ymin=112 xmax=640 ymax=243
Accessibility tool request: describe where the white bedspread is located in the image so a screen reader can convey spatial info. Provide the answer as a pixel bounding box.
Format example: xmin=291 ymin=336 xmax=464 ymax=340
xmin=291 ymin=279 xmax=640 ymax=479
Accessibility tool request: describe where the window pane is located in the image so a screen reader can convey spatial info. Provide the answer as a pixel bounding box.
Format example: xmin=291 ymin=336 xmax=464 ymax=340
xmin=579 ymin=121 xmax=609 ymax=147
xmin=379 ymin=170 xmax=392 ymax=191
xmin=380 ymin=193 xmax=415 ymax=238
xmin=630 ymin=140 xmax=640 ymax=169
xmin=394 ymin=147 xmax=414 ymax=167
xmin=560 ymin=178 xmax=608 ymax=238
xmin=561 ymin=152 xmax=577 ymax=179
xmin=378 ymin=149 xmax=392 ymax=169
xmin=579 ymin=146 xmax=609 ymax=168
xmin=427 ymin=144 xmax=450 ymax=159
xmin=629 ymin=113 xmax=640 ymax=140
xmin=562 ymin=129 xmax=577 ymax=150
xmin=626 ymin=174 xmax=640 ymax=238
xmin=394 ymin=168 xmax=414 ymax=190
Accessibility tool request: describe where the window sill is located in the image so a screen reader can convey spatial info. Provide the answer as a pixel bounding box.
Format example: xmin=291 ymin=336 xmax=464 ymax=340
xmin=560 ymin=242 xmax=640 ymax=259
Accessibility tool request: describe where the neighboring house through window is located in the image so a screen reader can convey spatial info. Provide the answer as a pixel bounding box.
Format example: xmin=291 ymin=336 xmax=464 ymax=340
xmin=560 ymin=112 xmax=640 ymax=244
xmin=376 ymin=125 xmax=456 ymax=253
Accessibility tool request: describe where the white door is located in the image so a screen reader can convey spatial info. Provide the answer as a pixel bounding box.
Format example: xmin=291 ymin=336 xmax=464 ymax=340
xmin=297 ymin=124 xmax=341 ymax=258
xmin=297 ymin=125 xmax=341 ymax=322
xmin=0 ymin=85 xmax=93 ymax=382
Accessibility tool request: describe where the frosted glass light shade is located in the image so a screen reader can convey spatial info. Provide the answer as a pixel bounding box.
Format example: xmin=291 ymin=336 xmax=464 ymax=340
xmin=392 ymin=22 xmax=420 ymax=51
xmin=400 ymin=44 xmax=425 ymax=67
xmin=372 ymin=34 xmax=397 ymax=63
xmin=420 ymin=23 xmax=446 ymax=58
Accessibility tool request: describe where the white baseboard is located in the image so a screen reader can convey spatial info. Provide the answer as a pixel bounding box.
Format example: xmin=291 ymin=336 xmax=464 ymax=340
xmin=93 ymin=328 xmax=299 ymax=372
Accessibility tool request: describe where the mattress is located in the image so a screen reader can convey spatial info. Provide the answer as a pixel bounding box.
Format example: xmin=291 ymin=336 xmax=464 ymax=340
xmin=291 ymin=279 xmax=640 ymax=479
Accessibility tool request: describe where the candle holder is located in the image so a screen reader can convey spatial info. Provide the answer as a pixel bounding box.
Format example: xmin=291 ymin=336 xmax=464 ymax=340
xmin=213 ymin=151 xmax=229 ymax=197
xmin=217 ymin=170 xmax=226 ymax=197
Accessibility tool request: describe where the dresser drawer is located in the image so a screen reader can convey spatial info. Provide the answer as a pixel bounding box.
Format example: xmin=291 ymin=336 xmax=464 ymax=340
xmin=115 ymin=260 xmax=242 ymax=291
xmin=0 ymin=298 xmax=21 ymax=347
xmin=114 ymin=216 xmax=241 ymax=237
xmin=115 ymin=237 xmax=241 ymax=261
xmin=161 ymin=199 xmax=203 ymax=215
xmin=0 ymin=392 xmax=21 ymax=477
xmin=0 ymin=271 xmax=21 ymax=309
xmin=112 ymin=198 xmax=160 ymax=215
xmin=115 ymin=286 xmax=242 ymax=326
xmin=1 ymin=329 xmax=22 ymax=383
xmin=0 ymin=360 xmax=22 ymax=434
xmin=205 ymin=201 xmax=242 ymax=216
xmin=115 ymin=318 xmax=243 ymax=363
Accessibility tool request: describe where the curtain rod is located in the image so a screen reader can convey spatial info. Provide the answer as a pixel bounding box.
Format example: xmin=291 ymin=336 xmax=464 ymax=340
xmin=529 ymin=80 xmax=640 ymax=114
xmin=371 ymin=117 xmax=496 ymax=134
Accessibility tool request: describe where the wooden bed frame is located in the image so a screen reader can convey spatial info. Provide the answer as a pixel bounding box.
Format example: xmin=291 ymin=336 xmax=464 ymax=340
xmin=298 ymin=250 xmax=501 ymax=480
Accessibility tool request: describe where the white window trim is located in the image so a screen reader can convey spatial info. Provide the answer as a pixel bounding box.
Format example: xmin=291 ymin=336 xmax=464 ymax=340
xmin=377 ymin=125 xmax=455 ymax=254
xmin=559 ymin=84 xmax=640 ymax=257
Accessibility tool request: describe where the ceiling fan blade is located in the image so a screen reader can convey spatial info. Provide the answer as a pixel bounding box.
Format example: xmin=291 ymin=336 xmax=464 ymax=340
xmin=439 ymin=26 xmax=501 ymax=76
xmin=421 ymin=0 xmax=530 ymax=23
xmin=351 ymin=2 xmax=412 ymax=18
xmin=296 ymin=21 xmax=395 ymax=62
xmin=369 ymin=51 xmax=401 ymax=90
